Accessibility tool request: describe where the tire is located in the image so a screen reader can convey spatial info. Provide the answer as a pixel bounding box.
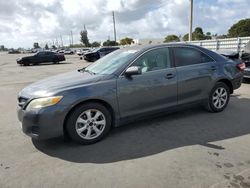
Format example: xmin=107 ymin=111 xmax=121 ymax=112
xmin=205 ymin=82 xmax=230 ymax=112
xmin=53 ymin=58 xmax=59 ymax=64
xmin=66 ymin=103 xmax=112 ymax=144
xmin=23 ymin=61 xmax=30 ymax=66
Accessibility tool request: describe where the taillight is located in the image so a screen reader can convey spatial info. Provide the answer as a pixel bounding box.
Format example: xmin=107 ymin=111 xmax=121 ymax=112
xmin=237 ymin=62 xmax=246 ymax=71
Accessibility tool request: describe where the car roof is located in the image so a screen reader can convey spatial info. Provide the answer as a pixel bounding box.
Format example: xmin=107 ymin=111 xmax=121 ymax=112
xmin=119 ymin=43 xmax=226 ymax=62
xmin=120 ymin=43 xmax=204 ymax=51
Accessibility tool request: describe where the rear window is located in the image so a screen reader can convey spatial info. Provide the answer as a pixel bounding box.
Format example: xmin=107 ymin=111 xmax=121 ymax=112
xmin=174 ymin=47 xmax=214 ymax=67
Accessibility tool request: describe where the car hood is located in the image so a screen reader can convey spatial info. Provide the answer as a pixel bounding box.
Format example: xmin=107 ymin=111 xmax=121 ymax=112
xmin=19 ymin=70 xmax=106 ymax=98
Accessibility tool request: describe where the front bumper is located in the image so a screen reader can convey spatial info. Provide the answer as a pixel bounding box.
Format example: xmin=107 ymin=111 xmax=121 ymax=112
xmin=17 ymin=105 xmax=66 ymax=140
xmin=16 ymin=60 xmax=22 ymax=64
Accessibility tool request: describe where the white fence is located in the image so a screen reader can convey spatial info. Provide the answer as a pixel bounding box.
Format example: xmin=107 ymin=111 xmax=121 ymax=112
xmin=187 ymin=36 xmax=250 ymax=52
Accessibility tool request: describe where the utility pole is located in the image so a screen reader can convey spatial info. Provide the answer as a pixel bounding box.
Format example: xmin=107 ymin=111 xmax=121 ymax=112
xmin=60 ymin=35 xmax=63 ymax=47
xmin=189 ymin=0 xmax=193 ymax=41
xmin=70 ymin=30 xmax=74 ymax=46
xmin=112 ymin=11 xmax=117 ymax=42
xmin=55 ymin=38 xmax=58 ymax=48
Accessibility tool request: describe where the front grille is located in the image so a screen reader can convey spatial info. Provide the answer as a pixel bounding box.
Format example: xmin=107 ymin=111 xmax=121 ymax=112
xmin=18 ymin=96 xmax=29 ymax=108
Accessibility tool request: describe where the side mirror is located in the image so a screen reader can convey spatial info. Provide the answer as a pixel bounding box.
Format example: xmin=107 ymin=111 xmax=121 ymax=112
xmin=124 ymin=66 xmax=142 ymax=77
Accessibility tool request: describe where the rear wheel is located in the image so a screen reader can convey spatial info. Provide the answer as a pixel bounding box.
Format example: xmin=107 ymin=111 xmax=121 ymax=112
xmin=66 ymin=103 xmax=112 ymax=144
xmin=205 ymin=82 xmax=230 ymax=112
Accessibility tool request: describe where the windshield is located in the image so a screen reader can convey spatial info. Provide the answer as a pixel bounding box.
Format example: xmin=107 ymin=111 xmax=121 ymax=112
xmin=85 ymin=49 xmax=138 ymax=75
xmin=91 ymin=48 xmax=101 ymax=53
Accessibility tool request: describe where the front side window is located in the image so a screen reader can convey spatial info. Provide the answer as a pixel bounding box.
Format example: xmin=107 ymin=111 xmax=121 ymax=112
xmin=132 ymin=48 xmax=171 ymax=73
xmin=174 ymin=47 xmax=214 ymax=67
xmin=37 ymin=52 xmax=45 ymax=56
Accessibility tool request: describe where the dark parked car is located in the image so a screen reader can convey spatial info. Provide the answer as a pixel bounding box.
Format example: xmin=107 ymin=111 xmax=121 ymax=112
xmin=84 ymin=47 xmax=119 ymax=62
xmin=17 ymin=44 xmax=244 ymax=144
xmin=8 ymin=49 xmax=21 ymax=54
xmin=16 ymin=51 xmax=65 ymax=66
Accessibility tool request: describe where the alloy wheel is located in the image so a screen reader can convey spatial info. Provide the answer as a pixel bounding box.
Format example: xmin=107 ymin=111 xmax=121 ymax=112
xmin=212 ymin=87 xmax=228 ymax=109
xmin=75 ymin=109 xmax=106 ymax=140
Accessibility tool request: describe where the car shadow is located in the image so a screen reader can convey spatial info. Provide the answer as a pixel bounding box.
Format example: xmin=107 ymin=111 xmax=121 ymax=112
xmin=32 ymin=95 xmax=250 ymax=164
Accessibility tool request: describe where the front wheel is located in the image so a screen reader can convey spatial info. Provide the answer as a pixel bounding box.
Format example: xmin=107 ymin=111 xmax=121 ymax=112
xmin=205 ymin=82 xmax=230 ymax=112
xmin=66 ymin=103 xmax=112 ymax=144
xmin=23 ymin=61 xmax=30 ymax=66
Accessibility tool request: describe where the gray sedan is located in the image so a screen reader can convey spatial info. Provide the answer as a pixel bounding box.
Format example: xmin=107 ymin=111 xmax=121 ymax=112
xmin=17 ymin=44 xmax=244 ymax=144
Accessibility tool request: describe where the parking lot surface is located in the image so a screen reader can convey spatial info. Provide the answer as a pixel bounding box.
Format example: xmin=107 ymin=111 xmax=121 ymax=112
xmin=0 ymin=52 xmax=250 ymax=188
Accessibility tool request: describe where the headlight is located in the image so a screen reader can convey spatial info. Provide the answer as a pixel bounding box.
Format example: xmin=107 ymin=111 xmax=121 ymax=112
xmin=25 ymin=96 xmax=63 ymax=111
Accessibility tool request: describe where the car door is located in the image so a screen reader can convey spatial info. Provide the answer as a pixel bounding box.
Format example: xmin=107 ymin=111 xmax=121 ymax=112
xmin=34 ymin=52 xmax=44 ymax=63
xmin=173 ymin=47 xmax=216 ymax=105
xmin=117 ymin=47 xmax=177 ymax=119
xmin=43 ymin=52 xmax=53 ymax=62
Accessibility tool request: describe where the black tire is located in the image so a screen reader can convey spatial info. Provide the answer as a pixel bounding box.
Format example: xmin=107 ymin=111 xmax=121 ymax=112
xmin=205 ymin=82 xmax=230 ymax=112
xmin=53 ymin=58 xmax=59 ymax=64
xmin=66 ymin=103 xmax=112 ymax=144
xmin=23 ymin=61 xmax=30 ymax=66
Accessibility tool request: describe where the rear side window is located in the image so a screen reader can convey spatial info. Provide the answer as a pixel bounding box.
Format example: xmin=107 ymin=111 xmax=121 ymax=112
xmin=133 ymin=47 xmax=171 ymax=73
xmin=173 ymin=47 xmax=214 ymax=67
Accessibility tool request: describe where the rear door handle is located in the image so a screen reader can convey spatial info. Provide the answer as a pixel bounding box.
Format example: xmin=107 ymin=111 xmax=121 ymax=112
xmin=165 ymin=73 xmax=175 ymax=79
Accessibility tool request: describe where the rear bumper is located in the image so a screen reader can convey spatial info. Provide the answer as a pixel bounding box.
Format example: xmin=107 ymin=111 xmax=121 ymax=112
xmin=231 ymin=74 xmax=243 ymax=90
xmin=244 ymin=67 xmax=250 ymax=78
xmin=17 ymin=105 xmax=65 ymax=140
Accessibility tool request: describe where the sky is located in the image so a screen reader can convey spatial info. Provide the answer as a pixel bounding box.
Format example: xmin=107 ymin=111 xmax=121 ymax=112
xmin=0 ymin=0 xmax=250 ymax=48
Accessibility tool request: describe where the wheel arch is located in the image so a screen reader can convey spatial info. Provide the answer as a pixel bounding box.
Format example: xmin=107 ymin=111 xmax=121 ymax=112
xmin=63 ymin=99 xmax=116 ymax=137
xmin=216 ymin=78 xmax=233 ymax=94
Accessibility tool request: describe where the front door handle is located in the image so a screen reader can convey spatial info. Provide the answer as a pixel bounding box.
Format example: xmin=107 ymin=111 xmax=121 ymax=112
xmin=165 ymin=73 xmax=175 ymax=79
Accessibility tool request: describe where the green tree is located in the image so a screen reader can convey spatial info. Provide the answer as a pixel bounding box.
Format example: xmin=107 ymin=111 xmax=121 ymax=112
xmin=51 ymin=45 xmax=57 ymax=49
xmin=164 ymin=35 xmax=180 ymax=43
xmin=103 ymin=40 xmax=119 ymax=46
xmin=44 ymin=43 xmax=49 ymax=50
xmin=183 ymin=27 xmax=209 ymax=41
xmin=33 ymin=42 xmax=40 ymax=49
xmin=91 ymin=41 xmax=101 ymax=47
xmin=120 ymin=37 xmax=134 ymax=45
xmin=193 ymin=27 xmax=205 ymax=40
xmin=228 ymin=18 xmax=250 ymax=37
xmin=182 ymin=33 xmax=189 ymax=41
xmin=80 ymin=29 xmax=90 ymax=47
xmin=205 ymin=32 xmax=212 ymax=40
xmin=216 ymin=34 xmax=228 ymax=39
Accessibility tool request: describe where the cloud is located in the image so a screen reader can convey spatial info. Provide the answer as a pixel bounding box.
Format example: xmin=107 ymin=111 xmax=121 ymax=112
xmin=0 ymin=0 xmax=249 ymax=48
